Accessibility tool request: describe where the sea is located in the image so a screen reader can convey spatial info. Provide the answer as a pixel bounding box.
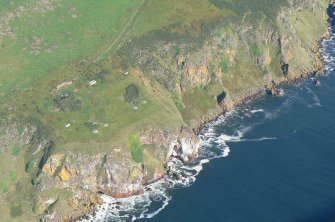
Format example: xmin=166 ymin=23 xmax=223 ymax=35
xmin=81 ymin=6 xmax=335 ymax=222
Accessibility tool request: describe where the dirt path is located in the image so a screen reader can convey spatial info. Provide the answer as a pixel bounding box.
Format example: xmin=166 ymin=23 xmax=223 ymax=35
xmin=93 ymin=0 xmax=147 ymax=63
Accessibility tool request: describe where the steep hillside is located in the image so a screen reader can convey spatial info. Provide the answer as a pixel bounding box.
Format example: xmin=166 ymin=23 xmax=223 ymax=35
xmin=0 ymin=0 xmax=331 ymax=221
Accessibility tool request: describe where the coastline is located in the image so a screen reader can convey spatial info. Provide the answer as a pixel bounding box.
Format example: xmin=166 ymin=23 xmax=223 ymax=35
xmin=192 ymin=29 xmax=331 ymax=135
xmin=67 ymin=3 xmax=334 ymax=222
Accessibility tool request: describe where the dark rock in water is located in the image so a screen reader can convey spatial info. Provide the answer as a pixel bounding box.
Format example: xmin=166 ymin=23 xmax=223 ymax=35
xmin=172 ymin=172 xmax=180 ymax=180
xmin=265 ymin=82 xmax=281 ymax=97
xmin=180 ymin=171 xmax=188 ymax=178
xmin=314 ymin=79 xmax=321 ymax=86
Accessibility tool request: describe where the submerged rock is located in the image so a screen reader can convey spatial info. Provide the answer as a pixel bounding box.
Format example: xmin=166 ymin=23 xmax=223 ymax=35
xmin=265 ymin=82 xmax=282 ymax=97
xmin=314 ymin=79 xmax=321 ymax=86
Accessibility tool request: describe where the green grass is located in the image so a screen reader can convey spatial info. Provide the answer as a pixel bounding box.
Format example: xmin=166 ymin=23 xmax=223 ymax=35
xmin=181 ymin=87 xmax=217 ymax=123
xmin=26 ymin=161 xmax=35 ymax=174
xmin=0 ymin=0 xmax=140 ymax=97
xmin=12 ymin=144 xmax=20 ymax=156
xmin=10 ymin=205 xmax=23 ymax=218
xmin=0 ymin=180 xmax=9 ymax=193
xmin=220 ymin=56 xmax=230 ymax=73
xmin=9 ymin=171 xmax=17 ymax=181
xmin=170 ymin=93 xmax=185 ymax=112
xmin=210 ymin=0 xmax=288 ymax=21
xmin=17 ymin=126 xmax=24 ymax=136
xmin=131 ymin=0 xmax=231 ymax=37
xmin=251 ymin=44 xmax=263 ymax=57
xmin=128 ymin=134 xmax=143 ymax=163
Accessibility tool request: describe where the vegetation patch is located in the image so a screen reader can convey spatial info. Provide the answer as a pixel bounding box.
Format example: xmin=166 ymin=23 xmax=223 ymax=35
xmin=281 ymin=64 xmax=289 ymax=76
xmin=10 ymin=205 xmax=23 ymax=218
xmin=84 ymin=122 xmax=99 ymax=133
xmin=17 ymin=126 xmax=24 ymax=136
xmin=220 ymin=56 xmax=230 ymax=73
xmin=54 ymin=92 xmax=82 ymax=112
xmin=9 ymin=170 xmax=17 ymax=181
xmin=37 ymin=143 xmax=54 ymax=175
xmin=210 ymin=0 xmax=288 ymax=21
xmin=251 ymin=44 xmax=263 ymax=57
xmin=26 ymin=161 xmax=35 ymax=174
xmin=124 ymin=84 xmax=139 ymax=104
xmin=0 ymin=180 xmax=9 ymax=193
xmin=169 ymin=93 xmax=185 ymax=112
xmin=128 ymin=134 xmax=143 ymax=163
xmin=12 ymin=144 xmax=20 ymax=156
xmin=217 ymin=91 xmax=227 ymax=104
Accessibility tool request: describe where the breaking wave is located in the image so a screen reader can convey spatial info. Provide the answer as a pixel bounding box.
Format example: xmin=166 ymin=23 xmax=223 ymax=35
xmin=305 ymin=86 xmax=322 ymax=107
xmin=322 ymin=34 xmax=335 ymax=72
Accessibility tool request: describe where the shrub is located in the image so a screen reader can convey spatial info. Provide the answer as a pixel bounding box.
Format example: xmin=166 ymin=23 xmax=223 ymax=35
xmin=170 ymin=93 xmax=185 ymax=112
xmin=53 ymin=92 xmax=82 ymax=112
xmin=251 ymin=44 xmax=262 ymax=57
xmin=26 ymin=161 xmax=35 ymax=174
xmin=9 ymin=171 xmax=17 ymax=181
xmin=210 ymin=0 xmax=288 ymax=21
xmin=10 ymin=205 xmax=23 ymax=217
xmin=220 ymin=56 xmax=230 ymax=73
xmin=0 ymin=180 xmax=9 ymax=193
xmin=17 ymin=126 xmax=24 ymax=136
xmin=124 ymin=84 xmax=139 ymax=104
xmin=128 ymin=134 xmax=143 ymax=163
xmin=217 ymin=91 xmax=227 ymax=104
xmin=12 ymin=144 xmax=20 ymax=156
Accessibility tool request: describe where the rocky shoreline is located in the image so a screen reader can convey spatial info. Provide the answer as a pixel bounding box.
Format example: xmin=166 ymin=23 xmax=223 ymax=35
xmin=193 ymin=37 xmax=327 ymax=131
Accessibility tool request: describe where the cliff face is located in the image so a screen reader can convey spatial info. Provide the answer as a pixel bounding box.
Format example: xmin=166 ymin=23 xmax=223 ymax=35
xmin=0 ymin=0 xmax=332 ymax=221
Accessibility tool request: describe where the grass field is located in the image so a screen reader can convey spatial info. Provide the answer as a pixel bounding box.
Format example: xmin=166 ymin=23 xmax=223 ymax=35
xmin=0 ymin=0 xmax=140 ymax=96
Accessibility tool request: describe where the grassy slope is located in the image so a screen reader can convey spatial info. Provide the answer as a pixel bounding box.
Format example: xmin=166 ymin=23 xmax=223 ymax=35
xmin=0 ymin=0 xmax=139 ymax=95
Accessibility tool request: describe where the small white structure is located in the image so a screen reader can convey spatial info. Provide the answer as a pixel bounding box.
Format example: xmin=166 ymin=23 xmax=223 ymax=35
xmin=124 ymin=72 xmax=129 ymax=75
xmin=89 ymin=80 xmax=97 ymax=86
xmin=93 ymin=129 xmax=99 ymax=134
xmin=132 ymin=106 xmax=138 ymax=110
xmin=64 ymin=123 xmax=71 ymax=128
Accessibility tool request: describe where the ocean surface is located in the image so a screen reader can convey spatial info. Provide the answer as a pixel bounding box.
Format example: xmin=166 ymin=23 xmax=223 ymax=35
xmin=81 ymin=8 xmax=335 ymax=222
